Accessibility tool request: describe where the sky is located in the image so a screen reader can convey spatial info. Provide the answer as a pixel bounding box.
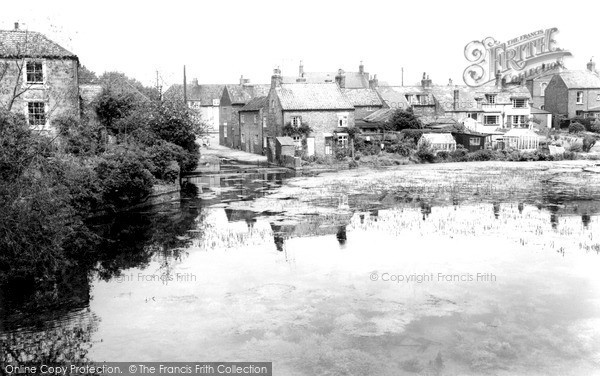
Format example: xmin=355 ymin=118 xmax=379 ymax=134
xmin=3 ymin=0 xmax=600 ymax=89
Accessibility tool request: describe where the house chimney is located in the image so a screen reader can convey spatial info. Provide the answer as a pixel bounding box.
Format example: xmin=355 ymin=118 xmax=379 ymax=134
xmin=299 ymin=60 xmax=304 ymax=77
xmin=359 ymin=60 xmax=364 ymax=74
xmin=587 ymin=57 xmax=596 ymax=73
xmin=421 ymin=72 xmax=432 ymax=88
xmin=453 ymin=89 xmax=459 ymax=110
xmin=495 ymin=70 xmax=502 ymax=89
xmin=14 ymin=22 xmax=19 ymax=30
xmin=448 ymin=78 xmax=453 ymax=86
xmin=192 ymin=78 xmax=199 ymax=86
xmin=271 ymin=67 xmax=282 ymax=89
xmin=369 ymin=74 xmax=379 ymax=89
xmin=335 ymin=68 xmax=346 ymax=88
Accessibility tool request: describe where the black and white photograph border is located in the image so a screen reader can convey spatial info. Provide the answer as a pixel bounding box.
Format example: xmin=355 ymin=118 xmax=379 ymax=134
xmin=1 ymin=1 xmax=600 ymax=375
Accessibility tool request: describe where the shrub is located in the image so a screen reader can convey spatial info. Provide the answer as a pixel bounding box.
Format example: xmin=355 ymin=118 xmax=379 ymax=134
xmin=415 ymin=140 xmax=436 ymax=163
xmin=568 ymin=143 xmax=583 ymax=153
xmin=583 ymin=136 xmax=597 ymax=152
xmin=449 ymin=147 xmax=469 ymax=162
xmin=386 ymin=139 xmax=414 ymax=157
xmin=401 ymin=129 xmax=424 ymax=144
xmin=591 ymin=121 xmax=600 ymax=133
xmin=95 ymin=148 xmax=155 ymax=210
xmin=335 ymin=147 xmax=349 ymax=161
xmin=146 ymin=141 xmax=184 ymax=182
xmin=466 ymin=149 xmax=497 ymax=161
xmin=568 ymin=122 xmax=585 ymax=134
xmin=437 ymin=151 xmax=450 ymax=160
xmin=348 ymin=159 xmax=358 ymax=169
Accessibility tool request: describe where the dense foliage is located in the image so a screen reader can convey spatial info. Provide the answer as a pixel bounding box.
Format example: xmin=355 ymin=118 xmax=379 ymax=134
xmin=385 ymin=108 xmax=423 ymax=131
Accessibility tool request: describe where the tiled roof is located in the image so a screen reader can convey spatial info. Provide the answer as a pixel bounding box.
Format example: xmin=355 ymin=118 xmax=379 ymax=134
xmin=190 ymin=84 xmax=226 ymax=106
xmin=239 ymin=96 xmax=267 ymax=112
xmin=282 ymin=71 xmax=370 ymax=89
xmin=341 ymin=88 xmax=383 ymax=107
xmin=226 ymin=84 xmax=270 ymax=105
xmin=276 ymin=83 xmax=354 ymax=111
xmin=0 ymin=29 xmax=76 ymax=59
xmin=362 ymin=108 xmax=395 ymax=123
xmin=557 ymin=71 xmax=600 ymax=89
xmin=375 ymin=86 xmax=412 ymax=108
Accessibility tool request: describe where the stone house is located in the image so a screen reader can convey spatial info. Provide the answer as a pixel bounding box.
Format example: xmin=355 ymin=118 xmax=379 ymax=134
xmin=219 ymin=82 xmax=270 ymax=148
xmin=163 ymin=80 xmax=228 ymax=136
xmin=265 ymin=68 xmax=355 ymax=157
xmin=544 ymin=67 xmax=600 ymax=121
xmin=0 ymin=23 xmax=80 ymax=134
xmin=238 ymin=96 xmax=267 ymax=155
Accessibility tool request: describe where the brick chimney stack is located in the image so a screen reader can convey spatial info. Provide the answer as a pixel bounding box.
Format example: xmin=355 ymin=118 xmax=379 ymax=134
xmin=299 ymin=60 xmax=304 ymax=77
xmin=335 ymin=68 xmax=346 ymax=88
xmin=359 ymin=61 xmax=364 ymax=74
xmin=271 ymin=67 xmax=282 ymax=89
xmin=14 ymin=22 xmax=19 ymax=30
xmin=453 ymin=89 xmax=459 ymax=110
xmin=191 ymin=78 xmax=199 ymax=86
xmin=369 ymin=74 xmax=379 ymax=89
xmin=421 ymin=72 xmax=432 ymax=88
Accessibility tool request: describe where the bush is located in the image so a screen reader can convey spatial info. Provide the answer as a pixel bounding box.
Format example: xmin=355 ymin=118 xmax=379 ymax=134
xmin=348 ymin=159 xmax=358 ymax=169
xmin=335 ymin=147 xmax=349 ymax=161
xmin=465 ymin=149 xmax=497 ymax=161
xmin=591 ymin=121 xmax=600 ymax=133
xmin=583 ymin=136 xmax=597 ymax=152
xmin=95 ymin=148 xmax=155 ymax=210
xmin=437 ymin=151 xmax=450 ymax=160
xmin=401 ymin=129 xmax=424 ymax=144
xmin=449 ymin=147 xmax=469 ymax=162
xmin=386 ymin=139 xmax=414 ymax=157
xmin=569 ymin=122 xmax=585 ymax=134
xmin=415 ymin=140 xmax=436 ymax=163
xmin=146 ymin=141 xmax=184 ymax=182
xmin=568 ymin=143 xmax=583 ymax=153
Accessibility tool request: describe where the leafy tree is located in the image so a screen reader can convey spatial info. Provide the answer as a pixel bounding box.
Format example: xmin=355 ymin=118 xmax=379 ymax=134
xmin=385 ymin=108 xmax=423 ymax=131
xmin=78 ymin=64 xmax=99 ymax=84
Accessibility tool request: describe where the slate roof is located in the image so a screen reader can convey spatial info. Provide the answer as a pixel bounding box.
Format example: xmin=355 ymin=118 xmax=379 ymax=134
xmin=341 ymin=88 xmax=383 ymax=107
xmin=239 ymin=96 xmax=267 ymax=112
xmin=375 ymin=86 xmax=411 ymax=108
xmin=275 ymin=83 xmax=354 ymax=111
xmin=0 ymin=29 xmax=77 ymax=59
xmin=556 ymin=71 xmax=600 ymax=89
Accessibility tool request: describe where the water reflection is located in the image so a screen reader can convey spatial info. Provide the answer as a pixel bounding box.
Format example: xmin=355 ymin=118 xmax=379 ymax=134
xmin=2 ymin=166 xmax=600 ymax=374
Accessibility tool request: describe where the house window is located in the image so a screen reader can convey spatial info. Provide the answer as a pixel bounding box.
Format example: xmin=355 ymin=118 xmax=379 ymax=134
xmin=231 ymin=126 xmax=234 ymax=135
xmin=271 ymin=100 xmax=275 ymax=109
xmin=540 ymin=83 xmax=547 ymax=97
xmin=337 ymin=112 xmax=349 ymax=127
xmin=511 ymin=115 xmax=527 ymax=127
xmin=240 ymin=114 xmax=245 ymax=123
xmin=541 ymin=105 xmax=545 ymax=110
xmin=291 ymin=116 xmax=302 ymax=127
xmin=241 ymin=133 xmax=245 ymax=143
xmin=28 ymin=102 xmax=46 ymax=125
xmin=263 ymin=137 xmax=267 ymax=147
xmin=26 ymin=61 xmax=43 ymax=84
xmin=485 ymin=94 xmax=497 ymax=104
xmin=576 ymin=110 xmax=584 ymax=117
xmin=484 ymin=115 xmax=499 ymax=125
xmin=325 ymin=136 xmax=333 ymax=155
xmin=470 ymin=137 xmax=481 ymax=146
xmin=253 ymin=114 xmax=258 ymax=124
xmin=512 ymin=98 xmax=527 ymax=108
xmin=597 ymin=94 xmax=600 ymax=101
xmin=577 ymin=91 xmax=584 ymax=104
xmin=262 ymin=116 xmax=267 ymax=128
xmin=467 ymin=113 xmax=478 ymax=120
xmin=212 ymin=99 xmax=220 ymax=106
xmin=337 ymin=134 xmax=348 ymax=148
xmin=254 ymin=135 xmax=259 ymax=145
xmin=292 ymin=135 xmax=302 ymax=150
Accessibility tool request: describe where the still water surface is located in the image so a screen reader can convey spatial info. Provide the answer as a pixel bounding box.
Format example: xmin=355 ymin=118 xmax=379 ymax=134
xmin=1 ymin=163 xmax=600 ymax=375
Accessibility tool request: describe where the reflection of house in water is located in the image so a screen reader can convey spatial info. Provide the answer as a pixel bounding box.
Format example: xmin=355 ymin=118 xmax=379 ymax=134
xmin=270 ymin=212 xmax=353 ymax=250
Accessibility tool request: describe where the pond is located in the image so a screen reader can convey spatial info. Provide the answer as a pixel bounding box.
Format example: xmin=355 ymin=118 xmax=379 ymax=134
xmin=1 ymin=161 xmax=600 ymax=375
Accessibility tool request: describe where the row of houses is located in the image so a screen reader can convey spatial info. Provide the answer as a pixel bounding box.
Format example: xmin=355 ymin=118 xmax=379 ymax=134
xmin=178 ymin=62 xmax=542 ymax=157
xmin=1 ymin=24 xmax=595 ymax=156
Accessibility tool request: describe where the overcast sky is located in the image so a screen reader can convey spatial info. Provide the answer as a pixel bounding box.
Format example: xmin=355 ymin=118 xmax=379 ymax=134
xmin=3 ymin=0 xmax=599 ymax=88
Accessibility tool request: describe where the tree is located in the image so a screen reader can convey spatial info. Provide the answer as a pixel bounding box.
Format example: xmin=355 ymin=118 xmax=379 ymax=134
xmin=78 ymin=64 xmax=99 ymax=84
xmin=385 ymin=108 xmax=423 ymax=131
